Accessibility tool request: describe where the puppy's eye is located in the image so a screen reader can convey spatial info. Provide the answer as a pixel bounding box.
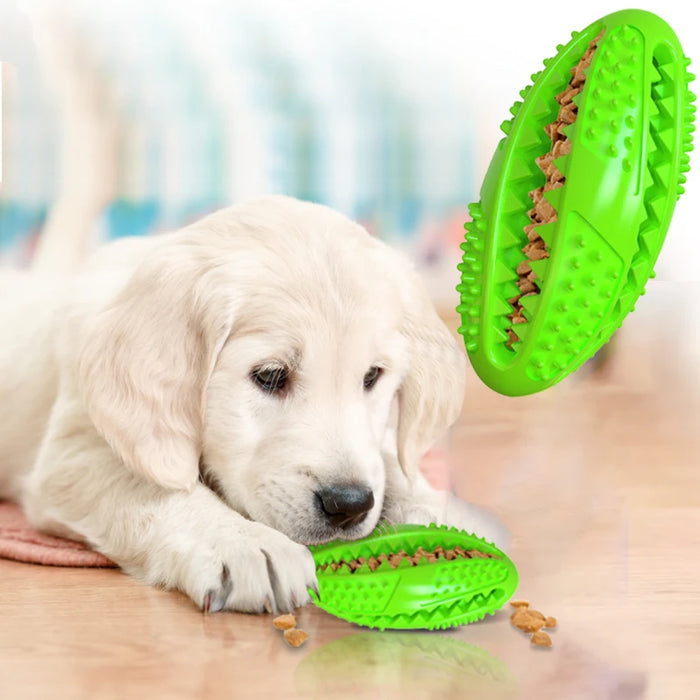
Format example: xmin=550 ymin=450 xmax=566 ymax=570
xmin=251 ymin=365 xmax=289 ymax=394
xmin=363 ymin=366 xmax=383 ymax=391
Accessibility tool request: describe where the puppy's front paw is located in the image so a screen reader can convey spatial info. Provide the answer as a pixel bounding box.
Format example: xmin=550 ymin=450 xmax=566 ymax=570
xmin=166 ymin=521 xmax=318 ymax=614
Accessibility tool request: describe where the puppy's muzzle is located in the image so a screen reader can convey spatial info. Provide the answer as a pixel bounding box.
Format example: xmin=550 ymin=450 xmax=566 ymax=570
xmin=315 ymin=484 xmax=374 ymax=530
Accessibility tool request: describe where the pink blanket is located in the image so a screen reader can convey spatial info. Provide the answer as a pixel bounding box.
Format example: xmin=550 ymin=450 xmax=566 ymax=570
xmin=0 ymin=501 xmax=116 ymax=567
xmin=0 ymin=449 xmax=449 ymax=568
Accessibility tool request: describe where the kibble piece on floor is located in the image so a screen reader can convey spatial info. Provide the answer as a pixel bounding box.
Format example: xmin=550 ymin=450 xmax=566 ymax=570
xmin=283 ymin=628 xmax=308 ymax=648
xmin=544 ymin=616 xmax=557 ymax=628
xmin=509 ymin=599 xmax=530 ymax=609
xmin=511 ymin=608 xmax=546 ymax=633
xmin=531 ymin=630 xmax=553 ymax=648
xmin=272 ymin=614 xmax=297 ymax=630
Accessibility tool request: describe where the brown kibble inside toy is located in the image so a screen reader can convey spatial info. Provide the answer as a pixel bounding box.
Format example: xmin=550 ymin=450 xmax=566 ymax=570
xmin=283 ymin=628 xmax=309 ymax=648
xmin=272 ymin=614 xmax=297 ymax=630
xmin=531 ymin=630 xmax=553 ymax=648
xmin=506 ymin=30 xmax=605 ymax=349
xmin=317 ymin=545 xmax=500 ymax=575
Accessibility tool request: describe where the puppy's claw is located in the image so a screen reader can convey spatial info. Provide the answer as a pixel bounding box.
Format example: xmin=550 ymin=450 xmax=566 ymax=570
xmin=202 ymin=564 xmax=234 ymax=614
xmin=310 ymin=581 xmax=320 ymax=600
xmin=291 ymin=592 xmax=298 ymax=609
xmin=263 ymin=596 xmax=273 ymax=614
xmin=202 ymin=589 xmax=228 ymax=614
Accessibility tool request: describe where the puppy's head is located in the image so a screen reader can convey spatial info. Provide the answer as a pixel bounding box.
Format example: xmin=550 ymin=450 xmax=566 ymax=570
xmin=78 ymin=197 xmax=466 ymax=544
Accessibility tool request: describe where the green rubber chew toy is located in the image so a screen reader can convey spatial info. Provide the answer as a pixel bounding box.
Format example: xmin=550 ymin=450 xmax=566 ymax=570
xmin=458 ymin=9 xmax=696 ymax=396
xmin=308 ymin=523 xmax=518 ymax=630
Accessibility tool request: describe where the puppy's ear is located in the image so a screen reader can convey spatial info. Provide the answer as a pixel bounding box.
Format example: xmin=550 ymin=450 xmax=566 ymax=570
xmin=396 ymin=277 xmax=466 ymax=483
xmin=78 ymin=244 xmax=236 ymax=490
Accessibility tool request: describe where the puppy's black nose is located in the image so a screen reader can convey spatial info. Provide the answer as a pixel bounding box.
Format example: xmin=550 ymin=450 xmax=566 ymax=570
xmin=315 ymin=484 xmax=375 ymax=529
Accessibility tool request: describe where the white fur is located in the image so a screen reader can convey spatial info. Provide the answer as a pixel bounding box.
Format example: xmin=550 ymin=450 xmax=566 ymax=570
xmin=0 ymin=196 xmax=507 ymax=613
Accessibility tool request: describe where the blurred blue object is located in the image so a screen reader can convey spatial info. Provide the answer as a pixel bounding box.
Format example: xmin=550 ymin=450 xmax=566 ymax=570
xmin=0 ymin=203 xmax=45 ymax=259
xmin=104 ymin=201 xmax=160 ymax=240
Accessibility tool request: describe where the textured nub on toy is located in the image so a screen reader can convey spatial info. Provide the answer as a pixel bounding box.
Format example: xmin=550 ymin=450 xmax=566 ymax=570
xmin=506 ymin=31 xmax=604 ymax=349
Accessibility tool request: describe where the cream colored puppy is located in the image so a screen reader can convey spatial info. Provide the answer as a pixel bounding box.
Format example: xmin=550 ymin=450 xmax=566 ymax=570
xmin=0 ymin=196 xmax=506 ymax=613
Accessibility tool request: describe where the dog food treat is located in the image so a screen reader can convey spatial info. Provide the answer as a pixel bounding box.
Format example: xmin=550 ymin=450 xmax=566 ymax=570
xmin=273 ymin=613 xmax=310 ymax=648
xmin=531 ymin=630 xmax=553 ymax=648
xmin=283 ymin=628 xmax=309 ymax=648
xmin=510 ymin=607 xmax=546 ymax=633
xmin=506 ymin=31 xmax=604 ymax=349
xmin=510 ymin=607 xmax=545 ymax=623
xmin=509 ymin=599 xmax=558 ymax=648
xmin=272 ymin=614 xmax=297 ymax=630
xmin=317 ymin=544 xmax=500 ymax=575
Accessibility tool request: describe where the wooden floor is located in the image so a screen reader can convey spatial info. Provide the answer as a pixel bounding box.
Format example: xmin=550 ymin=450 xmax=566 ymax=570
xmin=1 ymin=281 xmax=698 ymax=700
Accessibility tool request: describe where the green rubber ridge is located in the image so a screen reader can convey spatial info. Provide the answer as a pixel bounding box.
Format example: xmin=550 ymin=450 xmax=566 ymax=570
xmin=308 ymin=523 xmax=518 ymax=631
xmin=570 ymin=42 xmax=697 ymax=371
xmin=458 ymin=10 xmax=694 ymax=396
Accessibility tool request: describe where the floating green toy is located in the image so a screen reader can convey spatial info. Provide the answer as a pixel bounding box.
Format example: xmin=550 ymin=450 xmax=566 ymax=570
xmin=308 ymin=523 xmax=518 ymax=630
xmin=458 ymin=9 xmax=695 ymax=396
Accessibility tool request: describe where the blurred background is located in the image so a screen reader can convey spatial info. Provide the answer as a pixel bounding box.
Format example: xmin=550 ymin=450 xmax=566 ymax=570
xmin=1 ymin=0 xmax=698 ymax=307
